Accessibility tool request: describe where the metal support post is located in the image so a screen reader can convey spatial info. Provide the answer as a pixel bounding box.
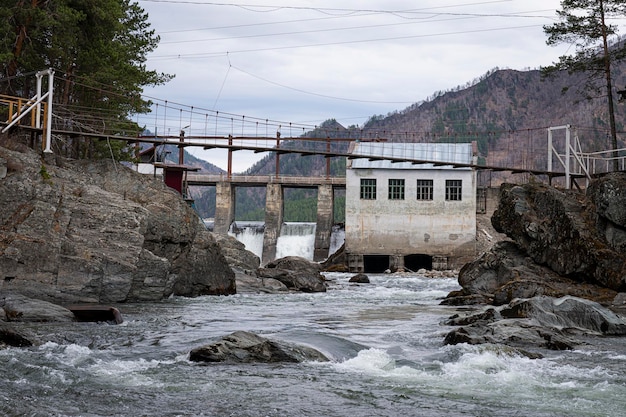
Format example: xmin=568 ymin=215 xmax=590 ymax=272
xmin=41 ymin=69 xmax=54 ymax=153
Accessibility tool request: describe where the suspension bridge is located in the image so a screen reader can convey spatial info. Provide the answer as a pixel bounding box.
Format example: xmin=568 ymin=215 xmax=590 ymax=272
xmin=4 ymin=70 xmax=626 ymax=263
xmin=3 ymin=70 xmax=625 ymax=191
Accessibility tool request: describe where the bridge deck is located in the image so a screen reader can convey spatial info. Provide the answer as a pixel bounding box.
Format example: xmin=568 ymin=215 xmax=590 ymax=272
xmin=1 ymin=123 xmax=602 ymax=180
xmin=186 ymin=174 xmax=346 ymax=187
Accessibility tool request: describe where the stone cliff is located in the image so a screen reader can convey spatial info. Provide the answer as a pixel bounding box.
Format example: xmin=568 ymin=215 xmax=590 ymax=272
xmin=0 ymin=144 xmax=235 ymax=303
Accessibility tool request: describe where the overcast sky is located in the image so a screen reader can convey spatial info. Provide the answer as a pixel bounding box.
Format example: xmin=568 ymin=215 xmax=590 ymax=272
xmin=134 ymin=0 xmax=588 ymax=171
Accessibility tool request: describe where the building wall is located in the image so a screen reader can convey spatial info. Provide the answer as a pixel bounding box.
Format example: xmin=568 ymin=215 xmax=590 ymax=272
xmin=345 ymin=166 xmax=476 ymax=268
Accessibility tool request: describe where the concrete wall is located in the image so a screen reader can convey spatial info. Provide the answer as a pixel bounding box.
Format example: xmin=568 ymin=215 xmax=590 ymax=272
xmin=345 ymin=167 xmax=476 ymax=269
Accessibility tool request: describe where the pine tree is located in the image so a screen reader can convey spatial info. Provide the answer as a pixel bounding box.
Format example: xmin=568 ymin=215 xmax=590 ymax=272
xmin=542 ymin=0 xmax=626 ymax=169
xmin=0 ymin=0 xmax=172 ymax=159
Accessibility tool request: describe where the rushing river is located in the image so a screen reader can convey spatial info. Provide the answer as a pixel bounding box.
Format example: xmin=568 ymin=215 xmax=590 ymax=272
xmin=2 ymin=273 xmax=626 ymax=416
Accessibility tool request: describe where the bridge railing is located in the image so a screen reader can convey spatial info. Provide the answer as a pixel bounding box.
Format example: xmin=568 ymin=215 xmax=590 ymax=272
xmin=579 ymin=148 xmax=626 ymax=176
xmin=187 ymin=173 xmax=346 ymax=186
xmin=0 ymin=94 xmax=43 ymax=129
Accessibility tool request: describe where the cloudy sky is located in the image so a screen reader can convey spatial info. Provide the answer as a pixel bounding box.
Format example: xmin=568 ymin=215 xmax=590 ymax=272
xmin=135 ymin=0 xmax=581 ymax=171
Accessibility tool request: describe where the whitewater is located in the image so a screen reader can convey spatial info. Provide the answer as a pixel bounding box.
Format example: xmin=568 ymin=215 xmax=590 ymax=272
xmin=2 ymin=273 xmax=625 ymax=416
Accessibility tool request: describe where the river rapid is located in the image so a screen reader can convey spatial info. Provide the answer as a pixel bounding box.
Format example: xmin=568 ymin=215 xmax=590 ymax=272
xmin=2 ymin=273 xmax=626 ymax=417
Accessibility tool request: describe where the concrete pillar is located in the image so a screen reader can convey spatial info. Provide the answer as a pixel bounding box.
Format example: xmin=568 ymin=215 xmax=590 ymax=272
xmin=314 ymin=184 xmax=334 ymax=261
xmin=214 ymin=182 xmax=235 ymax=234
xmin=390 ymin=255 xmax=405 ymax=272
xmin=262 ymin=183 xmax=283 ymax=264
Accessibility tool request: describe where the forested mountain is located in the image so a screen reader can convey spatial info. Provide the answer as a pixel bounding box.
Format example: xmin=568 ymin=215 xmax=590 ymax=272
xmin=190 ymin=64 xmax=626 ymax=220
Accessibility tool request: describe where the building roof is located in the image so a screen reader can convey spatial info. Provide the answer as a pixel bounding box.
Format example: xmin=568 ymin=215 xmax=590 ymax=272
xmin=349 ymin=142 xmax=474 ymax=170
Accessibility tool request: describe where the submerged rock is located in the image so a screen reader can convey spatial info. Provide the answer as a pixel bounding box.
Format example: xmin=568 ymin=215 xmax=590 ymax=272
xmin=443 ymin=296 xmax=626 ymax=351
xmin=349 ymin=273 xmax=370 ymax=283
xmin=189 ymin=331 xmax=329 ymax=363
xmin=0 ymin=323 xmax=34 ymax=348
xmin=1 ymin=293 xmax=75 ymax=322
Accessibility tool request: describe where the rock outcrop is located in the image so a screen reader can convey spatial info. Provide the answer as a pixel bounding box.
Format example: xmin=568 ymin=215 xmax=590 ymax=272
xmin=444 ymin=241 xmax=618 ymax=306
xmin=492 ymin=179 xmax=626 ymax=291
xmin=0 ymin=145 xmax=235 ymax=303
xmin=189 ymin=331 xmax=329 ymax=363
xmin=445 ymin=177 xmax=626 ymax=306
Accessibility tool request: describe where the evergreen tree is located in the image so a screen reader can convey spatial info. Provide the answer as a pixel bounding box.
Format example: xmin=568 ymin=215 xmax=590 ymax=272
xmin=542 ymin=0 xmax=626 ymax=168
xmin=0 ymin=0 xmax=172 ymax=159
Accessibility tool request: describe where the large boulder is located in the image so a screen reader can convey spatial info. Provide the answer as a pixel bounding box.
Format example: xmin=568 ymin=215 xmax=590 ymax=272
xmin=491 ymin=181 xmax=626 ymax=291
xmin=212 ymin=233 xmax=260 ymax=274
xmin=258 ymin=256 xmax=327 ymax=292
xmin=0 ymin=145 xmax=235 ymax=303
xmin=211 ymin=234 xmax=292 ymax=293
xmin=189 ymin=331 xmax=329 ymax=363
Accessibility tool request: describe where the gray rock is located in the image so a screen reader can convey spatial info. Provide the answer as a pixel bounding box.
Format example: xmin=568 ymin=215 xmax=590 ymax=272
xmin=321 ymin=243 xmax=348 ymax=272
xmin=444 ymin=296 xmax=626 ymax=351
xmin=491 ymin=182 xmax=626 ymax=291
xmin=213 ymin=233 xmax=260 ymax=274
xmin=588 ymin=172 xmax=626 ymax=229
xmin=444 ymin=319 xmax=576 ymax=352
xmin=349 ymin=273 xmax=370 ymax=283
xmin=502 ymin=296 xmax=626 ymax=335
xmin=0 ymin=157 xmax=6 ymax=179
xmin=1 ymin=293 xmax=75 ymax=322
xmin=189 ymin=331 xmax=329 ymax=363
xmin=0 ymin=145 xmax=235 ymax=303
xmin=258 ymin=256 xmax=327 ymax=292
xmin=0 ymin=323 xmax=34 ymax=347
xmin=442 ymin=241 xmax=617 ymax=306
xmin=234 ymin=271 xmax=288 ymax=294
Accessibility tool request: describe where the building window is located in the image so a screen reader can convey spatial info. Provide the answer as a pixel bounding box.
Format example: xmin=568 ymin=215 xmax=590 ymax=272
xmin=360 ymin=178 xmax=377 ymax=199
xmin=388 ymin=179 xmax=405 ymax=200
xmin=416 ymin=179 xmax=433 ymax=200
xmin=446 ymin=180 xmax=462 ymax=201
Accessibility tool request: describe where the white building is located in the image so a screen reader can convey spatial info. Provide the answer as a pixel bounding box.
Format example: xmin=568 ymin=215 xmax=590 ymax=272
xmin=345 ymin=142 xmax=477 ymax=272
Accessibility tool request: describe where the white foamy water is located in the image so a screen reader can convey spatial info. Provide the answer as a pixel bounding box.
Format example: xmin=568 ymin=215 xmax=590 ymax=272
xmin=228 ymin=221 xmax=345 ymax=261
xmin=2 ymin=273 xmax=625 ymax=417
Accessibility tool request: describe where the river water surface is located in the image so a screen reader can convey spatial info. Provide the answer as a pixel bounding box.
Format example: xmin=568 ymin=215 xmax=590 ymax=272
xmin=2 ymin=273 xmax=625 ymax=416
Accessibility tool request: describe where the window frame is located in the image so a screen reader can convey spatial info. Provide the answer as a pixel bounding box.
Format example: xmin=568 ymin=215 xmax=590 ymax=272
xmin=445 ymin=179 xmax=463 ymax=201
xmin=360 ymin=178 xmax=377 ymax=200
xmin=416 ymin=179 xmax=434 ymax=201
xmin=388 ymin=178 xmax=405 ymax=200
